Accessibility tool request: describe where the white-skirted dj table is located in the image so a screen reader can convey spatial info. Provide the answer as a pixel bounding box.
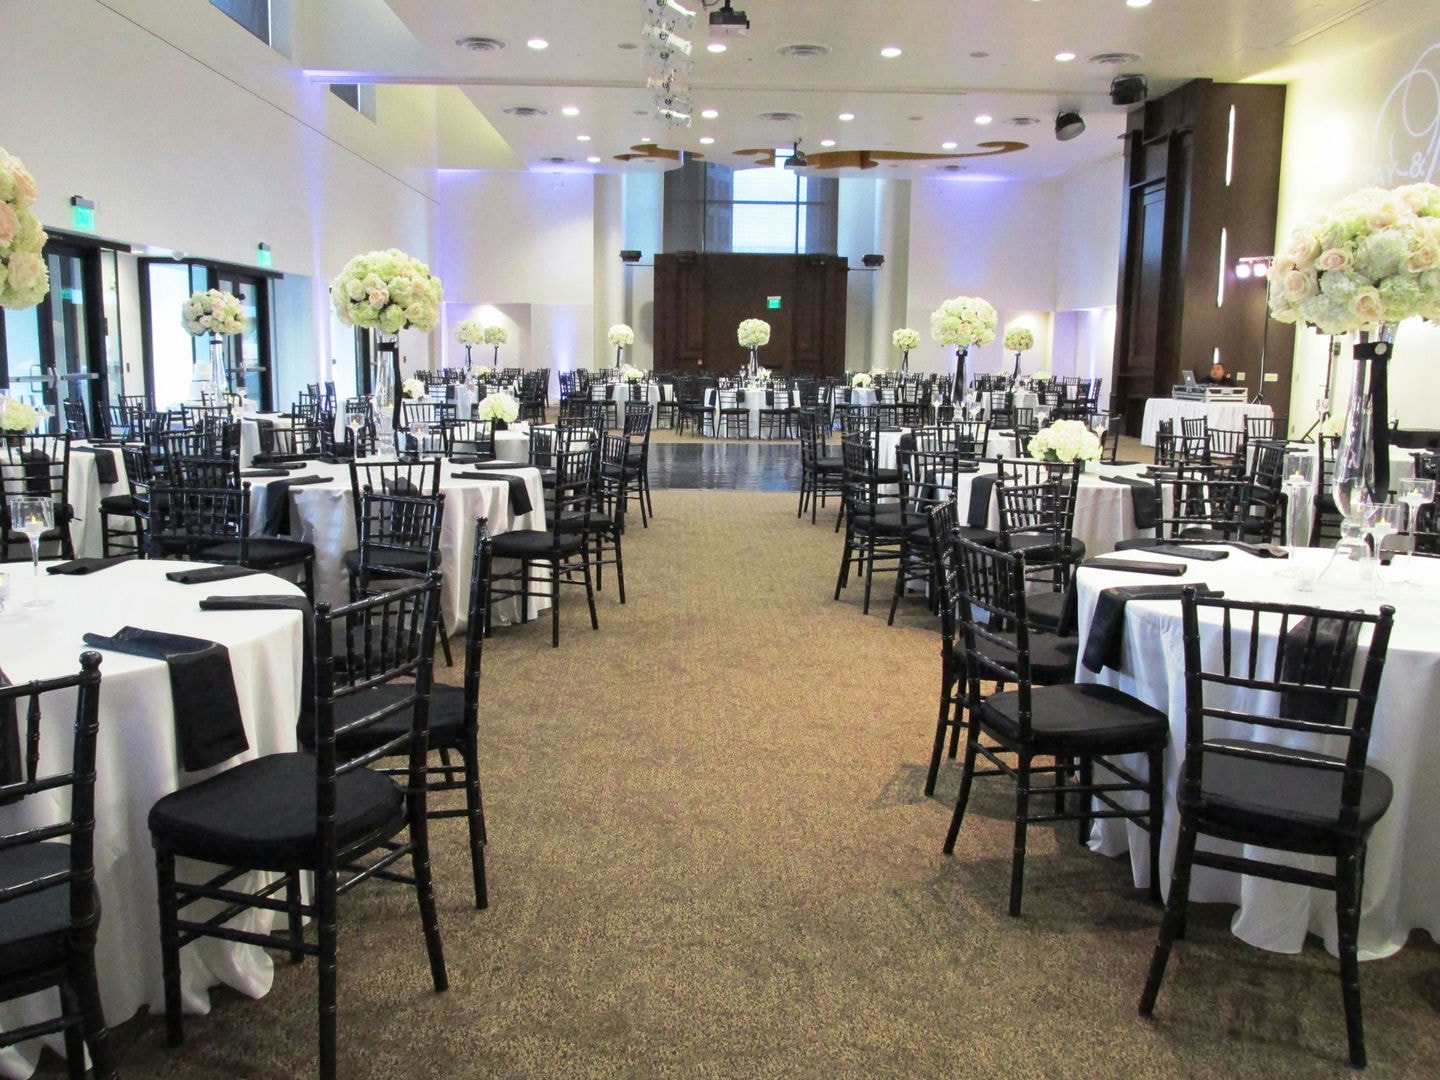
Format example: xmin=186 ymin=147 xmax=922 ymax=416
xmin=1073 ymin=545 xmax=1440 ymax=960
xmin=0 ymin=560 xmax=305 ymax=1079
xmin=1140 ymin=398 xmax=1274 ymax=446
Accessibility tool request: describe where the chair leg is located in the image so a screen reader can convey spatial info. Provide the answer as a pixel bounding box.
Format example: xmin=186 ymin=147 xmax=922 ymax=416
xmin=1337 ymin=842 xmax=1368 ymax=1068
xmin=74 ymin=955 xmax=114 ymax=1080
xmin=155 ymin=850 xmax=185 ymax=1047
xmin=462 ymin=745 xmax=489 ymax=910
xmin=1146 ymin=749 xmax=1164 ymax=902
xmin=317 ymin=862 xmax=339 ymax=1080
xmin=924 ymin=660 xmax=956 ymax=797
xmin=1008 ymin=755 xmax=1032 ymax=916
xmin=942 ymin=723 xmax=981 ymax=853
xmin=437 ymin=610 xmax=454 ymax=667
xmin=1140 ymin=815 xmax=1199 ymax=1016
xmin=59 ymin=982 xmax=86 ymax=1080
xmin=408 ymin=813 xmax=449 ymax=994
xmin=613 ymin=530 xmax=626 ymax=604
xmin=285 ymin=872 xmax=306 ymax=962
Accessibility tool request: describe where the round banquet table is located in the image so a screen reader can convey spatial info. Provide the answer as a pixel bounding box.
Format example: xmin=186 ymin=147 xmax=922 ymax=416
xmin=1072 ymin=545 xmax=1440 ymax=960
xmin=0 ymin=559 xmax=305 ymax=1079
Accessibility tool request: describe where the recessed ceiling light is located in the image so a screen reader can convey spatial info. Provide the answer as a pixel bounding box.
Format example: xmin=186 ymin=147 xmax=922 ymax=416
xmin=707 ymin=42 xmax=727 ymax=53
xmin=526 ymin=38 xmax=548 ymax=50
xmin=639 ymin=137 xmax=654 ymax=143
xmin=561 ymin=106 xmax=579 ymax=117
xmin=699 ymin=136 xmax=715 ymax=145
xmin=974 ymin=115 xmax=993 ymax=125
xmin=1055 ymin=51 xmax=1076 ymax=62
xmin=838 ymin=112 xmax=855 ymax=121
xmin=1127 ymin=0 xmax=1152 ymax=7
xmin=701 ymin=108 xmax=719 ymax=119
xmin=880 ymin=46 xmax=902 ymax=59
xmin=969 ymin=51 xmax=989 ymax=59
xmin=941 ymin=141 xmax=958 ymax=150
xmin=618 ymin=42 xmax=638 ymax=50
xmin=577 ymin=134 xmax=591 ymax=142
xmin=820 ymin=138 xmax=836 ymax=147
xmin=586 ymin=156 xmax=601 ymax=163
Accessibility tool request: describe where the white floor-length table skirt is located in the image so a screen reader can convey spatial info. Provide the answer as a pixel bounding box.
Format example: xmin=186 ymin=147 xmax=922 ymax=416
xmin=1141 ymin=398 xmax=1273 ymax=445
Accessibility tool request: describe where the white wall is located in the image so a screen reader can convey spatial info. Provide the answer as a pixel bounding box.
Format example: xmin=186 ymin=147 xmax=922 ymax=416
xmin=1277 ymin=23 xmax=1440 ymax=432
xmin=1055 ymin=154 xmax=1125 ymax=313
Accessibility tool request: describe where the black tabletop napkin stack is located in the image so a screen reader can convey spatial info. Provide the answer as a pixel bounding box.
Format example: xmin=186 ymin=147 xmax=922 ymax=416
xmin=46 ymin=556 xmax=131 ymax=575
xmin=261 ymin=474 xmax=328 ymax=536
xmin=80 ymin=627 xmax=247 ymax=770
xmin=165 ymin=565 xmax=262 ymax=585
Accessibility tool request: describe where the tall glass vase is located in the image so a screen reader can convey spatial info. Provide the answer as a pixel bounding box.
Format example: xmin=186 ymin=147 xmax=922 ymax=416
xmin=208 ymin=334 xmax=228 ymax=399
xmin=1332 ymin=323 xmax=1396 ymax=522
xmin=615 ymin=345 xmax=623 ymax=369
xmin=748 ymin=347 xmax=759 ymax=380
xmin=373 ymin=331 xmax=399 ymax=457
xmin=901 ymin=350 xmax=910 ymax=376
xmin=954 ymin=346 xmax=969 ymax=402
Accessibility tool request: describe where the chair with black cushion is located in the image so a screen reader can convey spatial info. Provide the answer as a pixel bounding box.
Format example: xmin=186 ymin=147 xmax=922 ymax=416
xmin=149 ymin=578 xmax=446 ymax=1080
xmin=1241 ymin=439 xmax=1289 ymax=543
xmin=97 ymin=448 xmax=141 ymax=558
xmin=1112 ymin=468 xmax=1249 ymax=551
xmin=1139 ymin=591 xmax=1396 ymax=1069
xmin=797 ymin=409 xmax=845 ymax=527
xmin=943 ymin=536 xmax=1168 ymax=915
xmin=1246 ymin=414 xmax=1287 ymax=443
xmin=834 ymin=436 xmax=906 ymax=616
xmin=349 ymin=459 xmax=441 ymax=512
xmin=0 ymin=652 xmax=113 ymax=1080
xmin=150 ymin=483 xmax=315 ymax=596
xmin=442 ymin=417 xmax=495 ymax=460
xmin=489 ymin=445 xmax=598 ymax=648
xmin=1 ymin=433 xmax=76 ymax=563
xmin=621 ymin=401 xmax=654 ymax=525
xmin=717 ymin=388 xmax=750 ymax=440
xmin=255 ymin=419 xmax=330 ymax=464
xmin=946 ymin=419 xmax=990 ymax=461
xmin=993 ymin=460 xmax=1086 ymax=595
xmin=757 ymin=386 xmax=793 ymax=440
xmin=1205 ymin=426 xmax=1248 ymax=475
xmin=1180 ymin=416 xmax=1209 ymax=463
xmin=1153 ymin=420 xmax=1186 ymax=468
xmin=581 ymin=434 xmax=629 ymax=603
xmin=677 ymin=378 xmax=714 ymax=436
xmin=654 ymin=376 xmax=684 ymax=431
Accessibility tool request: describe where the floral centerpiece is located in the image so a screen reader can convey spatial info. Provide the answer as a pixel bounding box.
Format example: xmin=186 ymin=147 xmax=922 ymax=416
xmin=1003 ymin=324 xmax=1034 ymax=382
xmin=0 ymin=147 xmax=50 ymax=310
xmin=456 ymin=318 xmax=485 ymax=366
xmin=737 ymin=317 xmax=770 ymax=379
xmin=0 ymin=394 xmax=42 ymax=433
xmin=754 ymin=366 xmax=771 ymax=382
xmin=182 ymin=289 xmax=247 ymax=336
xmin=851 ymin=372 xmax=873 ymax=388
xmin=1268 ymin=181 xmax=1440 ymax=512
xmin=477 ymin=390 xmax=520 ymax=426
xmin=892 ymin=327 xmax=920 ymax=374
xmin=1028 ymin=419 xmax=1101 ymax=465
xmin=931 ymin=294 xmax=996 ymax=395
xmin=482 ymin=324 xmax=508 ymax=367
xmin=619 ymin=363 xmax=644 ymax=383
xmin=609 ymin=323 xmax=634 ymax=369
xmin=401 ymin=377 xmax=426 ymax=400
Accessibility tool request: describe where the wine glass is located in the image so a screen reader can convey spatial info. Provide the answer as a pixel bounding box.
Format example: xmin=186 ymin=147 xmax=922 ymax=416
xmin=1397 ymin=477 xmax=1435 ymax=583
xmin=7 ymin=496 xmax=54 ymax=608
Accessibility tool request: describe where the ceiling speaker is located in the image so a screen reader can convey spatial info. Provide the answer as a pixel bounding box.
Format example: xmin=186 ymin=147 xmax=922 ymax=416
xmin=1110 ymin=74 xmax=1148 ymax=107
xmin=619 ymin=250 xmax=641 ymax=263
xmin=1055 ymin=111 xmax=1086 ymax=142
xmin=862 ymin=253 xmax=884 ymax=268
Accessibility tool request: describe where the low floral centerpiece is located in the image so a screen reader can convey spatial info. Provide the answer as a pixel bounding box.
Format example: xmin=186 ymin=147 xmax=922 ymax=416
xmin=851 ymin=372 xmax=873 ymax=388
xmin=737 ymin=317 xmax=770 ymax=379
xmin=931 ymin=294 xmax=996 ymax=394
xmin=1028 ymin=419 xmax=1101 ymax=466
xmin=1268 ymin=181 xmax=1440 ymax=512
xmin=401 ymin=377 xmax=426 ymax=401
xmin=619 ymin=363 xmax=644 ymax=383
xmin=477 ymin=390 xmax=520 ymax=427
xmin=892 ymin=327 xmax=920 ymax=374
xmin=0 ymin=147 xmax=50 ymax=311
xmin=0 ymin=394 xmax=42 ymax=433
xmin=609 ymin=323 xmax=634 ymax=368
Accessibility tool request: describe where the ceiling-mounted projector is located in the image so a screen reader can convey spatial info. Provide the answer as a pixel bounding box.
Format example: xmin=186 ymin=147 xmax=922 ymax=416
xmin=710 ymin=1 xmax=749 ymax=36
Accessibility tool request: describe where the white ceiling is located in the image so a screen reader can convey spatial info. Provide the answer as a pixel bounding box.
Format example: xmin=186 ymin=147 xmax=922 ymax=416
xmin=298 ymin=0 xmax=1434 ymax=180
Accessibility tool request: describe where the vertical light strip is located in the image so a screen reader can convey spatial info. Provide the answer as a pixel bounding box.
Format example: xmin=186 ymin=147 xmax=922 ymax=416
xmin=1217 ymin=228 xmax=1228 ymax=307
xmin=1225 ymin=105 xmax=1236 ymax=187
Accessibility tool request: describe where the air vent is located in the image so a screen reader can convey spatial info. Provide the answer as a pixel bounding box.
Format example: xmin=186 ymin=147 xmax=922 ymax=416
xmin=941 ymin=164 xmax=968 ymax=172
xmin=1007 ymin=116 xmax=1041 ymax=127
xmin=777 ymin=44 xmax=831 ymax=59
xmin=757 ymin=110 xmax=804 ymax=123
xmin=455 ymin=36 xmax=505 ymax=52
xmin=1089 ymin=51 xmax=1142 ymax=66
xmin=540 ymin=157 xmax=573 ymax=165
xmin=504 ymin=106 xmax=549 ymax=117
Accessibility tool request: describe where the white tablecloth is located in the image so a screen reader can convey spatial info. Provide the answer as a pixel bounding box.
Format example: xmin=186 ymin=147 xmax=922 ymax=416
xmin=1141 ymin=398 xmax=1273 ymax=446
xmin=244 ymin=458 xmax=546 ymax=634
xmin=63 ymin=443 xmax=131 ymax=558
xmin=0 ymin=560 xmax=305 ymax=1079
xmin=1074 ymin=546 xmax=1440 ymax=959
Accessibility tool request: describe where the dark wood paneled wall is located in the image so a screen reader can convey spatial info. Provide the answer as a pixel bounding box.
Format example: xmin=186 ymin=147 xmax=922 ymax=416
xmin=1113 ymin=80 xmax=1296 ymax=434
xmin=653 ymin=253 xmax=848 ymax=377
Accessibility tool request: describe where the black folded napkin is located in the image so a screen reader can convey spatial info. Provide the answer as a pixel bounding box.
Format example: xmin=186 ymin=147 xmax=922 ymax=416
xmin=1281 ymin=616 xmax=1361 ymax=725
xmin=453 ymin=460 xmax=531 ymax=471
xmin=1099 ymin=474 xmax=1161 ymax=531
xmin=1108 ymin=460 xmax=1141 ymax=467
xmin=1083 ymin=558 xmax=1187 ymax=577
xmin=967 ymin=474 xmax=997 ymax=528
xmin=261 ymin=474 xmax=328 ymax=536
xmin=453 ymin=472 xmax=535 ymax=516
xmin=200 ymin=594 xmax=314 ymax=716
xmin=248 ymin=458 xmax=311 ymax=471
xmin=315 ymin=454 xmax=352 ymax=465
xmin=166 ymin=564 xmax=262 ymax=585
xmin=80 ymin=627 xmax=247 ymax=771
xmin=46 ymin=556 xmax=131 ymax=575
xmin=19 ymin=449 xmax=52 ymax=495
xmin=1223 ymin=541 xmax=1290 ymax=558
xmin=1152 ymin=543 xmax=1230 ymax=561
xmin=74 ymin=445 xmax=120 ymax=484
xmin=0 ymin=666 xmax=20 ymax=801
xmin=1082 ymin=584 xmax=1220 ymax=673
xmin=242 ymin=468 xmax=291 ymax=478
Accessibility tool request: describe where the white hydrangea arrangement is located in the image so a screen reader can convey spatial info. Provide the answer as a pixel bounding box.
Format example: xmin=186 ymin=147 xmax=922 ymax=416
xmin=1004 ymin=326 xmax=1035 ymax=352
xmin=1028 ymin=419 xmax=1102 ymax=464
xmin=477 ymin=391 xmax=520 ymax=423
xmin=609 ymin=324 xmax=635 ymax=347
xmin=482 ymin=325 xmax=508 ymax=346
xmin=1269 ymin=182 xmax=1440 ymax=334
xmin=182 ymin=289 xmax=247 ymax=336
xmin=0 ymin=394 xmax=42 ymax=432
xmin=455 ymin=319 xmax=486 ymax=346
xmin=737 ymin=318 xmax=771 ymax=348
xmin=330 ymin=249 xmax=442 ymax=334
xmin=0 ymin=147 xmax=49 ymax=310
xmin=471 ymin=365 xmax=495 ymax=381
xmin=401 ymin=377 xmax=427 ymax=400
xmin=892 ymin=327 xmax=920 ymax=351
xmin=851 ymin=372 xmax=873 ymax=388
xmin=754 ymin=366 xmax=771 ymax=381
xmin=930 ymin=295 xmax=997 ymax=348
xmin=619 ymin=363 xmax=644 ymax=382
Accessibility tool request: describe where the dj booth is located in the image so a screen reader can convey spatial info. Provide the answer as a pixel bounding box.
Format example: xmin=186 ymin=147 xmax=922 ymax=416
xmin=1140 ymin=387 xmax=1272 ymax=446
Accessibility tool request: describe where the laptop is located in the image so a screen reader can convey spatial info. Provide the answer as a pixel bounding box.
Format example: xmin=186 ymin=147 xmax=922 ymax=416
xmin=1181 ymin=370 xmax=1197 ymax=387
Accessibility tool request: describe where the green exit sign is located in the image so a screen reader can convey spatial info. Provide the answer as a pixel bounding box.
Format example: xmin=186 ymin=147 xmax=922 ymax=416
xmin=766 ymin=295 xmax=781 ymax=310
xmin=256 ymin=243 xmax=273 ymax=268
xmin=70 ymin=198 xmax=95 ymax=231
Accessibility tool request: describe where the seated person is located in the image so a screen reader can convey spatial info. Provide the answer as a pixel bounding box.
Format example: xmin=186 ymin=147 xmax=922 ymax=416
xmin=1198 ymin=361 xmax=1235 ymax=385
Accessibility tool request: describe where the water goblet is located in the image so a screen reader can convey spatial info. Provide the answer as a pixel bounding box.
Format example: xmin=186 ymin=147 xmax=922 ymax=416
xmin=7 ymin=496 xmax=54 ymax=607
xmin=1091 ymin=413 xmax=1109 ymax=438
xmin=1363 ymin=501 xmax=1403 ymax=594
xmin=1397 ymin=477 xmax=1435 ymax=583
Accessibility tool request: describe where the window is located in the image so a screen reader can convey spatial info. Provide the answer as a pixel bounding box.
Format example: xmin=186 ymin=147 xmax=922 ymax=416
xmin=732 ymin=157 xmax=811 ymax=254
xmin=210 ymin=0 xmax=270 ymax=45
xmin=330 ymin=83 xmax=377 ymax=122
xmin=662 ymin=159 xmax=837 ymax=255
